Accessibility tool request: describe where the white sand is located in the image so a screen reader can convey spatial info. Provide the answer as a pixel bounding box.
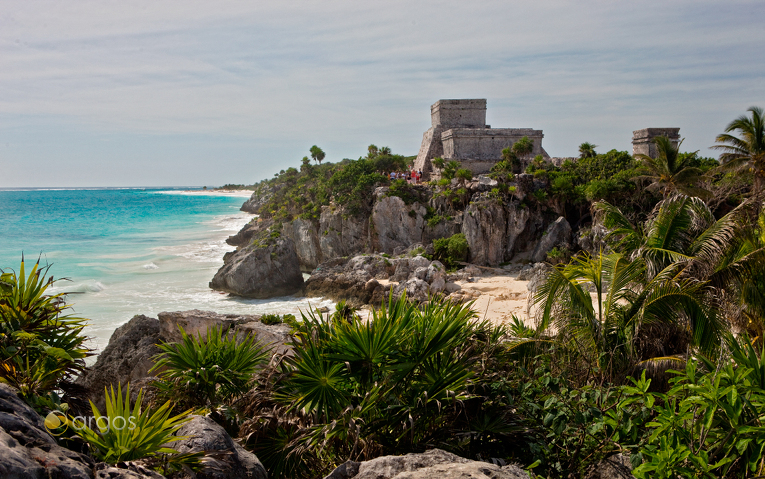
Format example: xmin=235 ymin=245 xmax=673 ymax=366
xmin=456 ymin=273 xmax=533 ymax=326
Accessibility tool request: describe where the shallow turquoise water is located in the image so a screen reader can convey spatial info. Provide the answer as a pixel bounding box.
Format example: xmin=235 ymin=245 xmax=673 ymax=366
xmin=0 ymin=188 xmax=330 ymax=353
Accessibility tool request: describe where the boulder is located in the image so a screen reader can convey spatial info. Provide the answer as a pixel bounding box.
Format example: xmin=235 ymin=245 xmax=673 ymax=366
xmin=210 ymin=236 xmax=304 ymax=299
xmin=323 ymin=449 xmax=529 ymax=479
xmin=518 ymin=263 xmax=552 ymax=293
xmin=240 ymin=185 xmax=275 ymax=214
xmin=158 ymin=310 xmax=291 ymax=355
xmin=78 ymin=314 xmax=162 ymax=406
xmin=172 ymin=416 xmax=267 ymax=479
xmin=95 ymin=463 xmax=165 ymax=479
xmin=531 ymin=216 xmax=572 ymax=263
xmin=306 ymin=255 xmax=393 ymax=307
xmin=0 ymin=384 xmax=96 ymax=479
xmin=225 ymin=219 xmax=264 ymax=247
xmin=585 ymin=453 xmax=635 ymax=479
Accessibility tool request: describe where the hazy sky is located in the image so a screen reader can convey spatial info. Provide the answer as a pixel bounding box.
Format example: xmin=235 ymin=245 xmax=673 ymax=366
xmin=1 ymin=1 xmax=764 ymax=187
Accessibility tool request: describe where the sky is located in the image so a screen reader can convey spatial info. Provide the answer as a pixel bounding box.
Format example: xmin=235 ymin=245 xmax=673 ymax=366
xmin=1 ymin=1 xmax=764 ymax=188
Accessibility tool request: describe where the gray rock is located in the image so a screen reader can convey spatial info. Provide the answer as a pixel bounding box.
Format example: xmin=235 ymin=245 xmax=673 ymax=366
xmin=463 ymin=200 xmax=507 ymax=266
xmin=430 ymin=275 xmax=446 ymax=293
xmin=210 ymin=236 xmax=304 ymax=299
xmin=371 ymin=195 xmax=427 ymax=254
xmin=409 ymin=255 xmax=430 ymax=269
xmin=283 ymin=217 xmax=323 ymax=272
xmin=0 ymin=384 xmax=96 ymax=479
xmin=577 ymin=224 xmax=608 ymax=255
xmin=95 ymin=463 xmax=166 ymax=479
xmin=531 ymin=217 xmax=572 ymax=263
xmin=444 ymin=282 xmax=462 ymax=293
xmin=585 ymin=453 xmax=635 ymax=479
xmin=520 ymin=263 xmax=552 ymax=293
xmin=319 ymin=206 xmax=369 ymax=261
xmin=161 ymin=310 xmax=292 ymax=356
xmin=324 ymin=449 xmax=529 ymax=479
xmin=78 ymin=314 xmax=161 ymax=406
xmin=391 ymin=260 xmax=410 ymax=282
xmin=412 ymin=267 xmax=428 ymax=281
xmin=403 ymin=278 xmax=430 ymax=302
xmin=172 ymin=416 xmax=267 ymax=479
xmin=505 ymin=202 xmax=531 ymax=258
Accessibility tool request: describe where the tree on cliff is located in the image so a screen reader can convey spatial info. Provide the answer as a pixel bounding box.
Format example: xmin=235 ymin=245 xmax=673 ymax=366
xmin=513 ymin=136 xmax=534 ymax=163
xmin=310 ymin=145 xmax=326 ymax=165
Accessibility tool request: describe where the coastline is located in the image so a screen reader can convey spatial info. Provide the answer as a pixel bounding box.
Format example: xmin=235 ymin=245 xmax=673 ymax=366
xmin=158 ymin=189 xmax=255 ymax=198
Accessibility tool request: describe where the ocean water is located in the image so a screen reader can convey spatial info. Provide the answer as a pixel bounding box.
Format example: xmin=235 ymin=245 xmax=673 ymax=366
xmin=0 ymin=188 xmax=332 ymax=354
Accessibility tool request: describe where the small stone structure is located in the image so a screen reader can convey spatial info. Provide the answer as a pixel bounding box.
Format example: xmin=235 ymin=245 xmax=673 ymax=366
xmin=414 ymin=99 xmax=548 ymax=178
xmin=632 ymin=128 xmax=680 ymax=158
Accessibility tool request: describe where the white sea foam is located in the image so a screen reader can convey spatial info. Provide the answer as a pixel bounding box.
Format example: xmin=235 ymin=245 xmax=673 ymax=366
xmin=51 ymin=280 xmax=106 ymax=294
xmin=143 ymin=262 xmax=159 ymax=270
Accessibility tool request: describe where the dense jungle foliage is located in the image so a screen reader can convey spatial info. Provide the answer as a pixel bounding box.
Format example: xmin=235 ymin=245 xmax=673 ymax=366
xmin=3 ymin=107 xmax=765 ymax=478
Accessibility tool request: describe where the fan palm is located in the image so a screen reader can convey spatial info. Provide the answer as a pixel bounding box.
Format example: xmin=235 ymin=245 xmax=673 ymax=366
xmin=579 ymin=142 xmax=598 ymax=159
xmin=712 ymin=106 xmax=765 ymax=212
xmin=635 ymin=136 xmax=709 ymax=199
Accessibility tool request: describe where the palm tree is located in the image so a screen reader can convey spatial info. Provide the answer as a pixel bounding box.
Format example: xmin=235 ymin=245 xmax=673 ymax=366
xmin=635 ymin=136 xmax=709 ymax=199
xmin=578 ymin=142 xmax=598 ymax=159
xmin=310 ymin=145 xmax=325 ymax=165
xmin=712 ymin=106 xmax=765 ymax=213
xmin=379 ymin=146 xmax=391 ymax=156
xmin=512 ymin=136 xmax=534 ymax=167
xmin=367 ymin=144 xmax=379 ymax=159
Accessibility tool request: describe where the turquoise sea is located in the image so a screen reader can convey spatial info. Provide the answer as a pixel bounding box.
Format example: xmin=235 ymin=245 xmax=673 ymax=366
xmin=0 ymin=188 xmax=331 ymax=354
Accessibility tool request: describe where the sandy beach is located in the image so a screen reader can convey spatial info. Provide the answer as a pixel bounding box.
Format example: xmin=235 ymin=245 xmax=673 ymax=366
xmin=455 ymin=272 xmax=533 ymax=326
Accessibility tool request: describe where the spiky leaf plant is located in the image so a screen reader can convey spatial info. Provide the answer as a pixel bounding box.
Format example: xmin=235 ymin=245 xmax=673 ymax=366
xmin=151 ymin=325 xmax=270 ymax=408
xmin=0 ymin=259 xmax=92 ymax=410
xmin=72 ymin=383 xmax=194 ymax=464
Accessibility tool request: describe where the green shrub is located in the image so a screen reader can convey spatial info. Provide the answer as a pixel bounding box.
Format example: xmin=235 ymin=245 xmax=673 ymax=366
xmin=151 ymin=326 xmax=270 ymax=408
xmin=260 ymin=313 xmax=283 ymax=325
xmin=0 ymin=259 xmax=92 ymax=411
xmin=433 ymin=233 xmax=469 ymax=268
xmin=71 ymin=383 xmax=198 ymax=468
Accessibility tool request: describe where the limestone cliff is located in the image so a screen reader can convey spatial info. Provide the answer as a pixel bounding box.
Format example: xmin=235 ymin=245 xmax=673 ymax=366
xmin=219 ymin=179 xmax=572 ymax=300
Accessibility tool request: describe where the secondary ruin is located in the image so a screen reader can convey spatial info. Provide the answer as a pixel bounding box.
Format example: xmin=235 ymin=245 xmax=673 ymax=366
xmin=632 ymin=128 xmax=680 ymax=159
xmin=413 ymin=99 xmax=549 ymax=178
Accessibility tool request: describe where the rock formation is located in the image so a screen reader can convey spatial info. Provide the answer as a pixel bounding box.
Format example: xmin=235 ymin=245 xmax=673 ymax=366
xmin=79 ymin=310 xmax=291 ymax=405
xmin=173 ymin=416 xmax=268 ymax=479
xmin=210 ymin=235 xmax=304 ymax=298
xmin=323 ymin=449 xmax=530 ymax=479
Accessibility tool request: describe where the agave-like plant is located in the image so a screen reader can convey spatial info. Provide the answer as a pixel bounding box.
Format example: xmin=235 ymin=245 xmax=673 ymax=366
xmin=71 ymin=383 xmax=196 ymax=465
xmin=0 ymin=259 xmax=92 ymax=408
xmin=151 ymin=325 xmax=270 ymax=409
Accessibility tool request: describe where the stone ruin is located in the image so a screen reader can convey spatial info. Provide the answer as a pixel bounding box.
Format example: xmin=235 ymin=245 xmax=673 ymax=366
xmin=413 ymin=99 xmax=549 ymax=178
xmin=632 ymin=128 xmax=680 ymax=158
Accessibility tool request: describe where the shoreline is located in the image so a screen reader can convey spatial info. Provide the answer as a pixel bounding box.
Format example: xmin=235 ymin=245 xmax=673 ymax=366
xmin=158 ymin=189 xmax=255 ymax=198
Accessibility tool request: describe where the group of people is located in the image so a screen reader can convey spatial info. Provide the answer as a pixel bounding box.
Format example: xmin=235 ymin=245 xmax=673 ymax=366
xmin=389 ymin=169 xmax=424 ymax=184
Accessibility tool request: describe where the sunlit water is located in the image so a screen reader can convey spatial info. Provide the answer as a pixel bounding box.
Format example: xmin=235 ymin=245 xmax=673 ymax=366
xmin=0 ymin=188 xmax=331 ymax=355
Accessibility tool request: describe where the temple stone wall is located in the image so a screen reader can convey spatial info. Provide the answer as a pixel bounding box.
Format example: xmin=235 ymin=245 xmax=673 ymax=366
xmin=632 ymin=128 xmax=680 ymax=158
xmin=414 ymin=99 xmax=547 ymax=177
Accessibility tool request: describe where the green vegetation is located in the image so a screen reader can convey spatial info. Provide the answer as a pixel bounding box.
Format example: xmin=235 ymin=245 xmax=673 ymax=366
xmin=0 ymin=259 xmax=92 ymax=412
xmin=432 ymin=233 xmax=469 ymax=268
xmin=72 ymin=384 xmax=198 ymax=469
xmin=260 ymin=313 xmax=283 ymax=325
xmin=151 ymin=326 xmax=270 ymax=409
xmin=255 ymin=146 xmax=411 ymax=220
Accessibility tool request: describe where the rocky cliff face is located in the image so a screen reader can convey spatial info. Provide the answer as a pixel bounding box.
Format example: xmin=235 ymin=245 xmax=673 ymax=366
xmin=218 ymin=180 xmax=574 ymax=301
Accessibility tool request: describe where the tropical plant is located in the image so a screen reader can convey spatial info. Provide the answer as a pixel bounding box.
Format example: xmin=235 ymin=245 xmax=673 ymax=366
xmin=455 ymin=168 xmax=473 ymax=186
xmin=0 ymin=259 xmax=92 ymax=410
xmin=310 ymin=145 xmax=326 ymax=165
xmin=634 ymin=338 xmax=765 ymax=478
xmin=71 ymin=383 xmax=197 ymax=466
xmin=635 ymin=136 xmax=709 ymax=199
xmin=432 ymin=233 xmax=469 ymax=268
xmin=150 ymin=325 xmax=270 ymax=409
xmin=379 ymin=146 xmax=391 ymax=156
xmin=712 ymin=106 xmax=765 ymax=212
xmin=367 ymin=144 xmax=379 ymax=158
xmin=239 ymin=295 xmax=525 ymax=478
xmin=578 ymin=142 xmax=598 ymax=159
xmin=443 ymin=160 xmax=460 ymax=180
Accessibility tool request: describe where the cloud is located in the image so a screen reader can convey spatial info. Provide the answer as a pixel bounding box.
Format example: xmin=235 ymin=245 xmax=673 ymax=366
xmin=1 ymin=0 xmax=764 ymax=186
